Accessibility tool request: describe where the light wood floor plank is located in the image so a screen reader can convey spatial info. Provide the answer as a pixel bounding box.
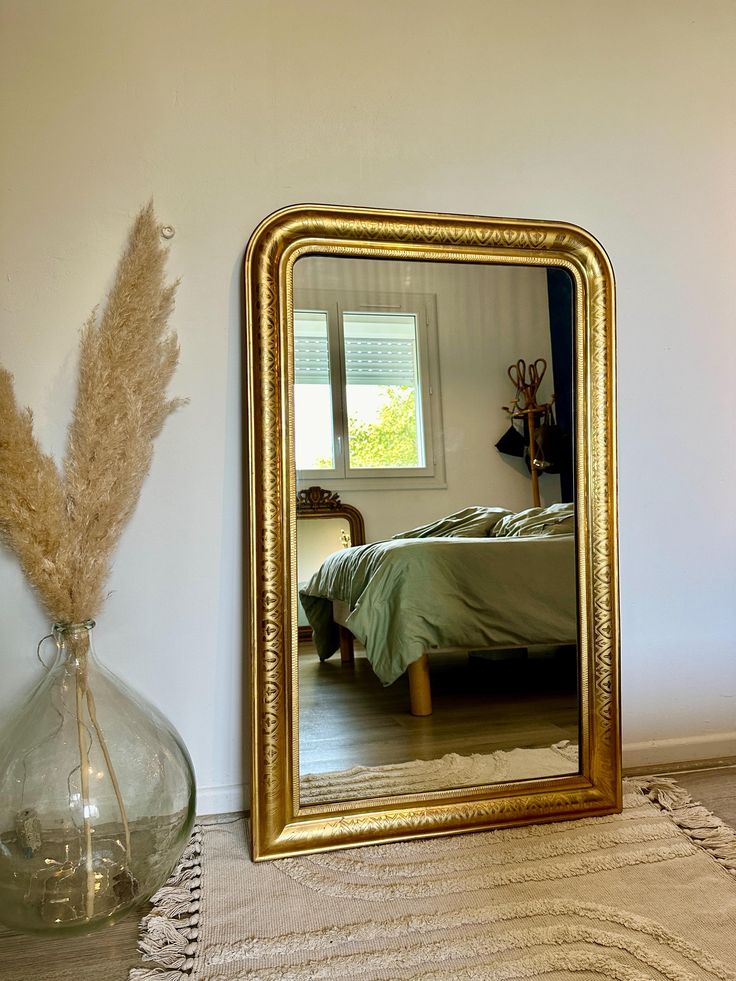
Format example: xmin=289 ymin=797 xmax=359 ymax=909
xmin=662 ymin=766 xmax=736 ymax=827
xmin=0 ymin=912 xmax=140 ymax=981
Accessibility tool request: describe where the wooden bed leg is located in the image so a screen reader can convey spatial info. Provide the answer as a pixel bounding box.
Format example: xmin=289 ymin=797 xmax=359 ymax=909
xmin=408 ymin=654 xmax=432 ymax=716
xmin=338 ymin=625 xmax=355 ymax=665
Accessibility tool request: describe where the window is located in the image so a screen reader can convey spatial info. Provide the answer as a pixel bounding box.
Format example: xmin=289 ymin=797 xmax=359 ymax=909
xmin=294 ymin=290 xmax=444 ymax=487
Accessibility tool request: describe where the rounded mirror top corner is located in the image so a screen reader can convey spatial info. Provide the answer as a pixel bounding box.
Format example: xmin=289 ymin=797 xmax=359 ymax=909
xmin=245 ymin=204 xmax=615 ymax=276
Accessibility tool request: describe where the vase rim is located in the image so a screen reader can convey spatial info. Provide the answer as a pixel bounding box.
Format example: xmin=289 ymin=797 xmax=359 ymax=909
xmin=52 ymin=619 xmax=96 ymax=634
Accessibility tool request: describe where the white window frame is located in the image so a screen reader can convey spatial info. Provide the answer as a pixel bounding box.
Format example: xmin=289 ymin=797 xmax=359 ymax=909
xmin=294 ymin=288 xmax=446 ymax=491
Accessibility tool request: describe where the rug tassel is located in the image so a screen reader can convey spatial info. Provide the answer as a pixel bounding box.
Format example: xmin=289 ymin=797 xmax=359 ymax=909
xmin=142 ymin=892 xmax=201 ymax=918
xmin=128 ymin=827 xmax=203 ymax=980
xmin=640 ymin=777 xmax=736 ymax=875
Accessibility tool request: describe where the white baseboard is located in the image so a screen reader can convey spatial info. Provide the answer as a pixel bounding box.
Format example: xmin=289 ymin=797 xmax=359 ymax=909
xmin=622 ymin=731 xmax=736 ymax=769
xmin=195 ymin=732 xmax=736 ymax=816
xmin=197 ymin=782 xmax=249 ymax=817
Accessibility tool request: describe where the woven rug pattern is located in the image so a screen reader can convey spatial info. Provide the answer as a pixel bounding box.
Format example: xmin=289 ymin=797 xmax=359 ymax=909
xmin=130 ymin=778 xmax=736 ymax=980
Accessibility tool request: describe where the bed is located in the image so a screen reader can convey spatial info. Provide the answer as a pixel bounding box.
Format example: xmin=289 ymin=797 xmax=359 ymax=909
xmin=299 ymin=503 xmax=577 ymax=715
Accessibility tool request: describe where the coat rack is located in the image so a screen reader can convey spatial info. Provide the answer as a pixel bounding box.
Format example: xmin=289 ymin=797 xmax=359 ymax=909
xmin=503 ymin=358 xmax=554 ymax=508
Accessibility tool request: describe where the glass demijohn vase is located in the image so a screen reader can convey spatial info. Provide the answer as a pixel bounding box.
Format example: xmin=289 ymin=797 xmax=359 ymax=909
xmin=0 ymin=621 xmax=196 ymax=934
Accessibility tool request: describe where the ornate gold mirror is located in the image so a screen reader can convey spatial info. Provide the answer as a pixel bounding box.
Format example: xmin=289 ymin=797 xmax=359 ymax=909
xmin=245 ymin=204 xmax=619 ymax=860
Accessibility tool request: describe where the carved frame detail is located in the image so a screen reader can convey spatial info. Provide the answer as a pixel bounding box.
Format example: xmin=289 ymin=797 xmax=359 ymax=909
xmin=296 ymin=486 xmax=366 ymax=542
xmin=244 ymin=204 xmax=619 ymax=860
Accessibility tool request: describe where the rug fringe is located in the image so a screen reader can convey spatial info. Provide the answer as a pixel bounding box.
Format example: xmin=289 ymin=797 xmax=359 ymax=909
xmin=637 ymin=776 xmax=736 ymax=876
xmin=128 ymin=827 xmax=203 ymax=981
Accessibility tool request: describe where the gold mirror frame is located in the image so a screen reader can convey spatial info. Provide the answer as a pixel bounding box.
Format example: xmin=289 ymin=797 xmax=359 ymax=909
xmin=244 ymin=204 xmax=620 ymax=861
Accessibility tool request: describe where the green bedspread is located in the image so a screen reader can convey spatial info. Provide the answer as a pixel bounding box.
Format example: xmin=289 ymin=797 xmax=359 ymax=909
xmin=300 ymin=531 xmax=576 ymax=686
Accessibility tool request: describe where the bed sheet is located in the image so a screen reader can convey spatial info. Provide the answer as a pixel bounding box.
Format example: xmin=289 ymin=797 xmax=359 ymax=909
xmin=299 ymin=534 xmax=576 ymax=685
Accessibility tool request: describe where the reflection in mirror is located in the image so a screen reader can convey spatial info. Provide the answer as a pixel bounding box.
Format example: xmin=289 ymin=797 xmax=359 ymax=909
xmin=297 ymin=514 xmax=352 ymax=634
xmin=294 ymin=256 xmax=579 ymax=807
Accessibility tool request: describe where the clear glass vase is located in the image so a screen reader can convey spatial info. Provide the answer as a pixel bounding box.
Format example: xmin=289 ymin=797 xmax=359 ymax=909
xmin=0 ymin=621 xmax=196 ymax=934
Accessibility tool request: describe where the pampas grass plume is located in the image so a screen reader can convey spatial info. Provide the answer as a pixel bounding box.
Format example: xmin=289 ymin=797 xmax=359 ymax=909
xmin=0 ymin=202 xmax=185 ymax=624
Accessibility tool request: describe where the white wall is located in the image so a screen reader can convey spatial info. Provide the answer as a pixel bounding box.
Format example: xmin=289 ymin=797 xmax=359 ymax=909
xmin=1 ymin=0 xmax=734 ymax=811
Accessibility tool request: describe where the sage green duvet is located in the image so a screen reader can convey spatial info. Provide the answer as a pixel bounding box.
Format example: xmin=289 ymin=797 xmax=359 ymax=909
xmin=300 ymin=510 xmax=576 ymax=685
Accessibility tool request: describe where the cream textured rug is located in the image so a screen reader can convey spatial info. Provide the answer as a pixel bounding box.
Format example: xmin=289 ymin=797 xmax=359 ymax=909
xmin=130 ymin=779 xmax=736 ymax=980
xmin=300 ymin=742 xmax=579 ymax=805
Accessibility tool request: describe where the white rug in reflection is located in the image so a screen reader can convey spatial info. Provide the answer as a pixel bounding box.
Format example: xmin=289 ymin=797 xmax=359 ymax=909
xmin=300 ymin=741 xmax=579 ymax=805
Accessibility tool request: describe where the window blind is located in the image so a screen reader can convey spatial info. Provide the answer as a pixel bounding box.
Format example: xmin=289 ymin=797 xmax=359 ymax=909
xmin=295 ymin=334 xmax=330 ymax=384
xmin=343 ymin=312 xmax=418 ymax=386
xmin=343 ymin=337 xmax=416 ymax=385
xmin=295 ymin=311 xmax=419 ymax=387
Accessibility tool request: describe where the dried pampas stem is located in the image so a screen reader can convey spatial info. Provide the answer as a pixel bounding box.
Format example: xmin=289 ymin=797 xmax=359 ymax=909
xmin=0 ymin=201 xmax=185 ymax=624
xmin=74 ymin=651 xmax=96 ymax=917
xmin=0 ymin=370 xmax=69 ymax=619
xmin=60 ymin=201 xmax=186 ymax=622
xmin=86 ymin=683 xmax=132 ymax=860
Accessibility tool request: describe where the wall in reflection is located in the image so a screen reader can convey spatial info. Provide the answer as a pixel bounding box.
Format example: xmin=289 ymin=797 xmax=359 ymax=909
xmin=293 ymin=257 xmax=563 ymax=540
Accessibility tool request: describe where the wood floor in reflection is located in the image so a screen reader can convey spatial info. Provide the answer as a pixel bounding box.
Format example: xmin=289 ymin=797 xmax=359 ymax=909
xmin=298 ymin=641 xmax=580 ymax=776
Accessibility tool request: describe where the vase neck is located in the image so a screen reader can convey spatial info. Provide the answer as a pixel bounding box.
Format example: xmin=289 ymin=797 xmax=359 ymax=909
xmin=52 ymin=620 xmax=97 ymax=666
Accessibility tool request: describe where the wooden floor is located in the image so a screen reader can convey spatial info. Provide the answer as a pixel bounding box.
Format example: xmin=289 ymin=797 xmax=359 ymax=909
xmin=662 ymin=764 xmax=736 ymax=828
xmin=1 ymin=764 xmax=734 ymax=980
xmin=298 ymin=642 xmax=579 ymax=775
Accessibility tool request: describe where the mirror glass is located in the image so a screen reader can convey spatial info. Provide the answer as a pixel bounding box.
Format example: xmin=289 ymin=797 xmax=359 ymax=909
xmin=293 ymin=255 xmax=579 ymax=807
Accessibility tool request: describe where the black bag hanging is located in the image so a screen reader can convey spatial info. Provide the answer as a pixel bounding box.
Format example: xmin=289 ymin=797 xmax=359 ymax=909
xmin=495 ymin=419 xmax=526 ymax=458
xmin=532 ymin=404 xmax=568 ymax=474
